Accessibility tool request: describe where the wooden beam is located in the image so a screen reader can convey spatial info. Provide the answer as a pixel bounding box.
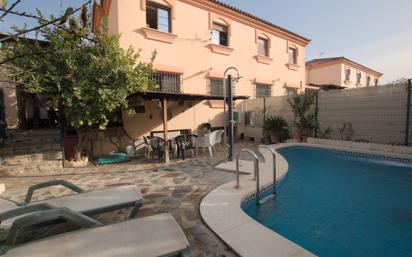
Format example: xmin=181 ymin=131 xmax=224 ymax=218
xmin=162 ymin=98 xmax=170 ymax=163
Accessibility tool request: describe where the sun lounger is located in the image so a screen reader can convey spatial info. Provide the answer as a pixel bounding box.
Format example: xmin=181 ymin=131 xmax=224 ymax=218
xmin=0 ymin=180 xmax=143 ymax=238
xmin=0 ymin=208 xmax=191 ymax=257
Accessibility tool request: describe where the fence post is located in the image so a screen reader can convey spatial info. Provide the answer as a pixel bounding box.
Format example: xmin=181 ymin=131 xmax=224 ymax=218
xmin=314 ymin=91 xmax=319 ymax=138
xmin=405 ymin=79 xmax=412 ymax=146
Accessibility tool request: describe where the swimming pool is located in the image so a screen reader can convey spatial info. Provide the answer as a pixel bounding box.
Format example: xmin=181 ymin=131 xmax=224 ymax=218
xmin=242 ymin=146 xmax=412 ymax=257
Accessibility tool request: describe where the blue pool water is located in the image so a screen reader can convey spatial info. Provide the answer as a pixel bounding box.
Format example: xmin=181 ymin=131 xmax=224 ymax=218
xmin=242 ymin=146 xmax=412 ymax=257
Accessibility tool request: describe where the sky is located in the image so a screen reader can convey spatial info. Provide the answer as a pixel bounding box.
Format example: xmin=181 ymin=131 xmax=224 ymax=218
xmin=1 ymin=0 xmax=411 ymax=83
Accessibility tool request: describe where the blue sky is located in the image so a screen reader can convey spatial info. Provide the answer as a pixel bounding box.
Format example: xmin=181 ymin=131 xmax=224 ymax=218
xmin=1 ymin=0 xmax=411 ymax=83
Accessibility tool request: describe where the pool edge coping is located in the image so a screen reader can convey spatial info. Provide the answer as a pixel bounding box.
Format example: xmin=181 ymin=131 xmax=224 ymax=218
xmin=200 ymin=142 xmax=412 ymax=257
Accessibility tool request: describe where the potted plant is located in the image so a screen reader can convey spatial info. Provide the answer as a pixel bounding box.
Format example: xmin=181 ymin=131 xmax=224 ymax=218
xmin=287 ymin=92 xmax=317 ymax=142
xmin=263 ymin=115 xmax=289 ymax=143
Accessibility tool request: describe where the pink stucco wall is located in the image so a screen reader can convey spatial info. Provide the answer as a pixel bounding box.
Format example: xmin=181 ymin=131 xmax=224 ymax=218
xmin=307 ymin=61 xmax=383 ymax=89
xmin=99 ymin=0 xmax=310 ymax=139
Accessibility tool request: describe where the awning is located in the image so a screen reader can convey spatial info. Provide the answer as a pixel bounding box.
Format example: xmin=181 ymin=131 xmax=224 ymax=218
xmin=284 ymin=82 xmax=300 ymax=89
xmin=304 ymin=85 xmax=321 ymax=91
xmin=307 ymin=83 xmax=346 ymax=90
xmin=132 ymin=91 xmax=249 ymax=101
xmin=128 ymin=91 xmax=248 ymax=164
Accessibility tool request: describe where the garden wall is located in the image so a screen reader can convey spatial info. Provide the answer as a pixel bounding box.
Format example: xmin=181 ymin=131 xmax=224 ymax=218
xmin=242 ymin=82 xmax=412 ymax=145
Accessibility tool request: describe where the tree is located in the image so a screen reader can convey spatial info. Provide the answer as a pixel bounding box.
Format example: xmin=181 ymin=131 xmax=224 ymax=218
xmin=1 ymin=9 xmax=156 ymax=160
xmin=385 ymin=77 xmax=409 ymax=86
xmin=287 ymin=92 xmax=317 ymax=140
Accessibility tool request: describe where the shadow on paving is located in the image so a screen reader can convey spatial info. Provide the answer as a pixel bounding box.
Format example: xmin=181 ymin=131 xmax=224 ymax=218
xmin=0 ymin=141 xmax=261 ymax=256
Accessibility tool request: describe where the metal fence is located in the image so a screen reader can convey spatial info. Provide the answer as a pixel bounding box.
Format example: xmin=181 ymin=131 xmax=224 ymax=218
xmin=242 ymin=80 xmax=412 ymax=145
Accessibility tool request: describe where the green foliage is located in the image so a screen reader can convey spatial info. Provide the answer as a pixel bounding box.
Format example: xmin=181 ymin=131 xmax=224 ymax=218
xmin=319 ymin=126 xmax=333 ymax=139
xmin=339 ymin=122 xmax=354 ymax=141
xmin=1 ymin=11 xmax=156 ymax=159
xmin=2 ymin=17 xmax=156 ymax=133
xmin=287 ymin=92 xmax=317 ymax=137
xmin=263 ymin=115 xmax=289 ymax=141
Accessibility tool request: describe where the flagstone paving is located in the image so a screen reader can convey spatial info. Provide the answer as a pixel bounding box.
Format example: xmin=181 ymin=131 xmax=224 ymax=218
xmin=0 ymin=141 xmax=260 ymax=257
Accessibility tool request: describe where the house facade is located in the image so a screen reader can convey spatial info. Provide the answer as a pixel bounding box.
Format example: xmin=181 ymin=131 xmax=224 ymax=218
xmin=306 ymin=57 xmax=383 ymax=90
xmin=93 ymin=0 xmax=310 ymax=139
xmin=0 ymin=36 xmax=58 ymax=131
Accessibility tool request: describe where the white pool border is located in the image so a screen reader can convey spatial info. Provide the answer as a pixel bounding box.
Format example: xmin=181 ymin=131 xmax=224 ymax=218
xmin=200 ymin=142 xmax=412 ymax=257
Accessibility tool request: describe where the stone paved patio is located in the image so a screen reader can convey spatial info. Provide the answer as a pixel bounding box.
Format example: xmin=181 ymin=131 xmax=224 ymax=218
xmin=0 ymin=141 xmax=260 ymax=257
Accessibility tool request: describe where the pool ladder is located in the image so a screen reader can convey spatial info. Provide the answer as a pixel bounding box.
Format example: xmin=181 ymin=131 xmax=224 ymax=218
xmin=235 ymin=146 xmax=277 ymax=205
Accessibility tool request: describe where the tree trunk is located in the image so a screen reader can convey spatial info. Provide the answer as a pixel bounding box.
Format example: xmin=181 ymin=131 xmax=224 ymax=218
xmin=74 ymin=131 xmax=88 ymax=161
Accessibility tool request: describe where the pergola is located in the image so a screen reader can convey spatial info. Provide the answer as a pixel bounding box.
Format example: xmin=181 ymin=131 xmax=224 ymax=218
xmin=130 ymin=91 xmax=249 ymax=163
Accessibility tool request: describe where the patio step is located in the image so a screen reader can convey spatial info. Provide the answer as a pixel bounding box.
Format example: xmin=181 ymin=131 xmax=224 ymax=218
xmin=0 ymin=129 xmax=63 ymax=176
xmin=4 ymin=130 xmax=60 ymax=146
xmin=0 ymin=160 xmax=63 ymax=176
xmin=2 ymin=151 xmax=63 ymax=165
xmin=0 ymin=144 xmax=61 ymax=155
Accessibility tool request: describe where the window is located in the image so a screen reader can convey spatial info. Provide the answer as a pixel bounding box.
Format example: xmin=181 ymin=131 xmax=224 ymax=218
xmin=153 ymin=73 xmax=181 ymax=93
xmin=366 ymin=76 xmax=371 ymax=86
xmin=209 ymin=79 xmax=235 ymax=96
xmin=257 ymin=37 xmax=269 ymax=57
xmin=345 ymin=68 xmax=351 ymax=81
xmin=375 ymin=79 xmax=379 ymax=86
xmin=210 ymin=79 xmax=224 ymax=96
xmin=146 ymin=3 xmax=171 ymax=33
xmin=211 ymin=23 xmax=228 ymax=46
xmin=356 ymin=72 xmax=361 ymax=84
xmin=256 ymin=84 xmax=271 ymax=98
xmin=286 ymin=88 xmax=298 ymax=96
xmin=288 ymin=47 xmax=297 ymax=64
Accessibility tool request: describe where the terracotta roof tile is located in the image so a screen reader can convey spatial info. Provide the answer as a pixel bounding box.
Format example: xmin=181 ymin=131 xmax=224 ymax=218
xmin=206 ymin=0 xmax=310 ymax=43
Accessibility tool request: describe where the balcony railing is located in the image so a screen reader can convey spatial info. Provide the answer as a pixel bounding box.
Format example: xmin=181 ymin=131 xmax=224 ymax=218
xmin=152 ymin=73 xmax=182 ymax=94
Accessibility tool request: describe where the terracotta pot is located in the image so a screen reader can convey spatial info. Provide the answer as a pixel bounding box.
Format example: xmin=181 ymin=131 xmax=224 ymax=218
xmin=292 ymin=132 xmax=301 ymax=141
xmin=301 ymin=135 xmax=308 ymax=142
xmin=269 ymin=132 xmax=279 ymax=144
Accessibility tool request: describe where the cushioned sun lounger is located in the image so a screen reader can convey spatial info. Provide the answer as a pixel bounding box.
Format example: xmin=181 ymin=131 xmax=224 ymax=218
xmin=0 ymin=180 xmax=143 ymax=238
xmin=0 ymin=208 xmax=191 ymax=257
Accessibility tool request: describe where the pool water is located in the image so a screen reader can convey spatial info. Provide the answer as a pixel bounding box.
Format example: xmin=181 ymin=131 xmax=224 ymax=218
xmin=242 ymin=146 xmax=412 ymax=257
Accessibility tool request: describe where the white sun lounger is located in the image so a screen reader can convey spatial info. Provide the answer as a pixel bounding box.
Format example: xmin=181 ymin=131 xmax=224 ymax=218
xmin=0 ymin=208 xmax=191 ymax=257
xmin=0 ymin=180 xmax=143 ymax=237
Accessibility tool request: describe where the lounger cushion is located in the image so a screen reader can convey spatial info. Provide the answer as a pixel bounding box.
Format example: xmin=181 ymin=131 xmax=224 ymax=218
xmin=0 ymin=199 xmax=17 ymax=213
xmin=4 ymin=213 xmax=190 ymax=257
xmin=1 ymin=185 xmax=142 ymax=230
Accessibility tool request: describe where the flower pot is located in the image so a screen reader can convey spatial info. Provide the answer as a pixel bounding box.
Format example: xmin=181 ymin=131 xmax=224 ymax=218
xmin=292 ymin=132 xmax=301 ymax=141
xmin=301 ymin=135 xmax=308 ymax=142
xmin=269 ymin=132 xmax=280 ymax=144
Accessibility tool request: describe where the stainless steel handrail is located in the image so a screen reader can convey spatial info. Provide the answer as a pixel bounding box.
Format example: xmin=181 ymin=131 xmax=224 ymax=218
xmin=235 ymin=149 xmax=260 ymax=204
xmin=258 ymin=145 xmax=277 ymax=195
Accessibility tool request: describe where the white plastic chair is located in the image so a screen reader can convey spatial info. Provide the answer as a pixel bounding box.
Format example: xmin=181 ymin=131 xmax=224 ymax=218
xmin=195 ymin=130 xmax=223 ymax=157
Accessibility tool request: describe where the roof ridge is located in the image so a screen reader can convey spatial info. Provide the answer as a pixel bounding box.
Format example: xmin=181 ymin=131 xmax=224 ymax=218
xmin=206 ymin=0 xmax=310 ymax=43
xmin=306 ymin=56 xmax=383 ymax=76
